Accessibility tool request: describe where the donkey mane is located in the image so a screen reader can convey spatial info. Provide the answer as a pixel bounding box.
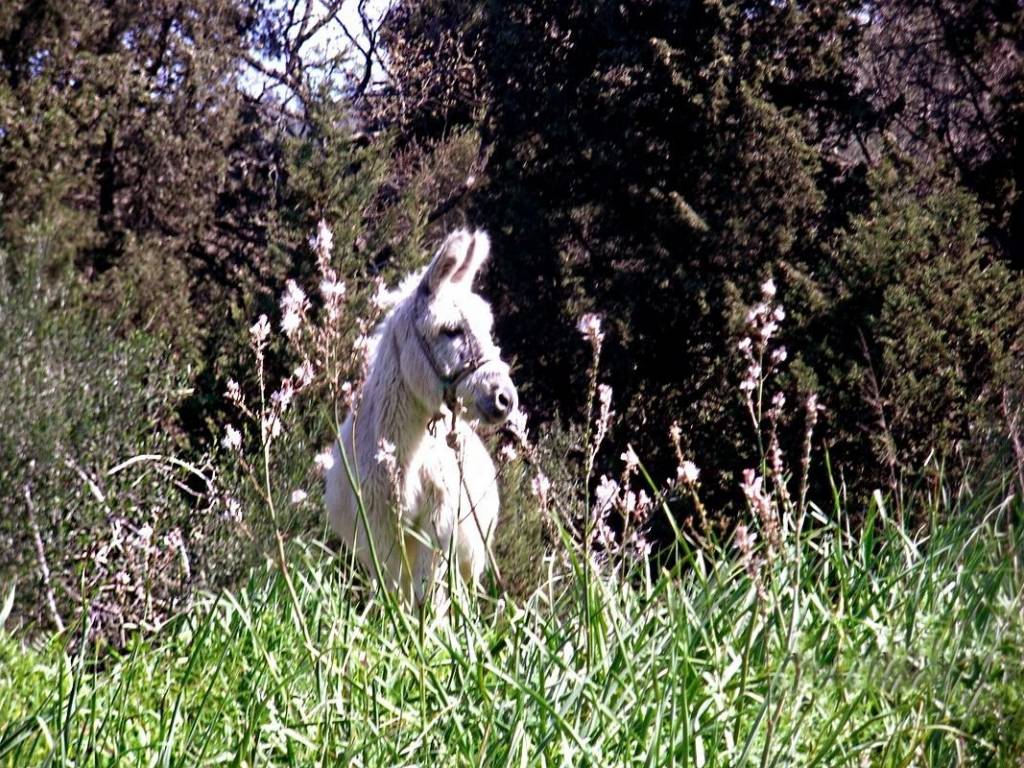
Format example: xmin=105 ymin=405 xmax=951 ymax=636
xmin=361 ymin=267 xmax=427 ymax=366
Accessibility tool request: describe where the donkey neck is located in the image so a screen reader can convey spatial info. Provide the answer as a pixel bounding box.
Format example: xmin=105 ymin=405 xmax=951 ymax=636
xmin=358 ymin=323 xmax=435 ymax=466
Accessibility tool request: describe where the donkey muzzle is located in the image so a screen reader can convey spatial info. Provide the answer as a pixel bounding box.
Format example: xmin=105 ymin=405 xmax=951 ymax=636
xmin=477 ymin=378 xmax=518 ymax=425
xmin=461 ymin=361 xmax=518 ymax=426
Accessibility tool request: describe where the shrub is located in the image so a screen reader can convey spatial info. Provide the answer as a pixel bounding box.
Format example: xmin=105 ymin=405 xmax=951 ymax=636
xmin=809 ymin=164 xmax=1024 ymax=502
xmin=0 ymin=239 xmax=211 ymax=640
xmin=376 ymin=0 xmax=1024 ymax=513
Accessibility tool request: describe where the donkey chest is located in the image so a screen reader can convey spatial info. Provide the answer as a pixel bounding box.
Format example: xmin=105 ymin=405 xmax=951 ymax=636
xmin=414 ymin=428 xmax=496 ymax=509
xmin=405 ymin=440 xmax=455 ymax=505
xmin=403 ymin=431 xmax=473 ymax=512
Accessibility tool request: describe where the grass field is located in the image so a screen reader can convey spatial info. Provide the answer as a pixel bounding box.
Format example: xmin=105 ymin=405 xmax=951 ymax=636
xmin=1 ymin=478 xmax=1022 ymax=767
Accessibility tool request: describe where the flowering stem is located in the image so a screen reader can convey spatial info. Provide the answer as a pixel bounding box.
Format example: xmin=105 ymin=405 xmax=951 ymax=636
xmin=255 ymin=341 xmax=315 ymax=658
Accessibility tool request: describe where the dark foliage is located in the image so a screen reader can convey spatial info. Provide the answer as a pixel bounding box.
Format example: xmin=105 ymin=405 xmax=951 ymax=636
xmin=377 ymin=0 xmax=1024 ymax=507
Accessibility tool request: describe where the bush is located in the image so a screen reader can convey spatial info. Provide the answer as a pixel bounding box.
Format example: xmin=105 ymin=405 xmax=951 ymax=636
xmin=809 ymin=164 xmax=1024 ymax=501
xmin=0 ymin=239 xmax=210 ymax=640
xmin=376 ymin=0 xmax=1024 ymax=512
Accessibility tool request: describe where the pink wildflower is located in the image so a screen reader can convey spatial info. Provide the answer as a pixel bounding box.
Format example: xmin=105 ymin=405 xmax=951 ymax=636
xmin=222 ymin=424 xmax=242 ymax=452
xmin=577 ymin=312 xmax=604 ymax=344
xmin=677 ymin=460 xmax=700 ymax=485
xmin=250 ymin=314 xmax=270 ymax=345
xmin=375 ymin=438 xmax=397 ymax=472
xmin=530 ymin=471 xmax=551 ymax=505
xmin=314 ymin=449 xmax=335 ymax=473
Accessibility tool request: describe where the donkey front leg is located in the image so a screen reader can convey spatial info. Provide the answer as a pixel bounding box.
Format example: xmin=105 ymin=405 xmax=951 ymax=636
xmin=407 ymin=534 xmax=444 ymax=612
xmin=408 ymin=500 xmax=461 ymax=612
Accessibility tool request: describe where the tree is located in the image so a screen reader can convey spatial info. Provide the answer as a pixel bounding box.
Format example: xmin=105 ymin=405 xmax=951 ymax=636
xmin=858 ymin=0 xmax=1024 ymax=266
xmin=380 ymin=1 xmax=867 ymax=498
xmin=0 ymin=1 xmax=246 ymax=274
xmin=377 ymin=0 xmax=1024 ymax=506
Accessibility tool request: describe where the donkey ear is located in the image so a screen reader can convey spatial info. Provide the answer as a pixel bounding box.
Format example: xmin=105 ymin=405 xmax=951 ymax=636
xmin=451 ymin=230 xmax=491 ymax=287
xmin=423 ymin=229 xmax=472 ymax=294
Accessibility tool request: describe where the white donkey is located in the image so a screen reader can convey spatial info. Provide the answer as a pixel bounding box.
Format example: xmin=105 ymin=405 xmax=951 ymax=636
xmin=325 ymin=229 xmax=518 ymax=608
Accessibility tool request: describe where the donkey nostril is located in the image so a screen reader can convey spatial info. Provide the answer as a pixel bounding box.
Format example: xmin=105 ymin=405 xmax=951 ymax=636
xmin=495 ymin=390 xmax=510 ymax=413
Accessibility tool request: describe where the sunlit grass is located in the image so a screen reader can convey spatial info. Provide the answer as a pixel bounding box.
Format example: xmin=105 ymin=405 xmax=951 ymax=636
xmin=1 ymin=477 xmax=1022 ymax=767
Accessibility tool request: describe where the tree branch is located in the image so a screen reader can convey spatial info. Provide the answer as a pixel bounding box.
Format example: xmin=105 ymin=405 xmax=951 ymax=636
xmin=23 ymin=483 xmax=65 ymax=633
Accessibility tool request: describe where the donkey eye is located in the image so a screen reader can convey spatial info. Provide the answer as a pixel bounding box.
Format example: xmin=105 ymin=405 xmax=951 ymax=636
xmin=440 ymin=326 xmax=463 ymax=339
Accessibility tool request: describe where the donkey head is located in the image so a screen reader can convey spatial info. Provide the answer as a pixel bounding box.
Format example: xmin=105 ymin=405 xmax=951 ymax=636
xmin=402 ymin=229 xmax=518 ymax=426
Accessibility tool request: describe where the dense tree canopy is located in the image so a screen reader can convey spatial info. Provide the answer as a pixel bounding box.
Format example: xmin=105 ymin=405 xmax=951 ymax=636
xmin=0 ymin=0 xmax=1021 ymax=532
xmin=376 ymin=0 xmax=1024 ymax=506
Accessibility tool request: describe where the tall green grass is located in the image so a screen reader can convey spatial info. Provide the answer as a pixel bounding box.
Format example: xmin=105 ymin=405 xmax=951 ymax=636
xmin=1 ymin=476 xmax=1021 ymax=767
